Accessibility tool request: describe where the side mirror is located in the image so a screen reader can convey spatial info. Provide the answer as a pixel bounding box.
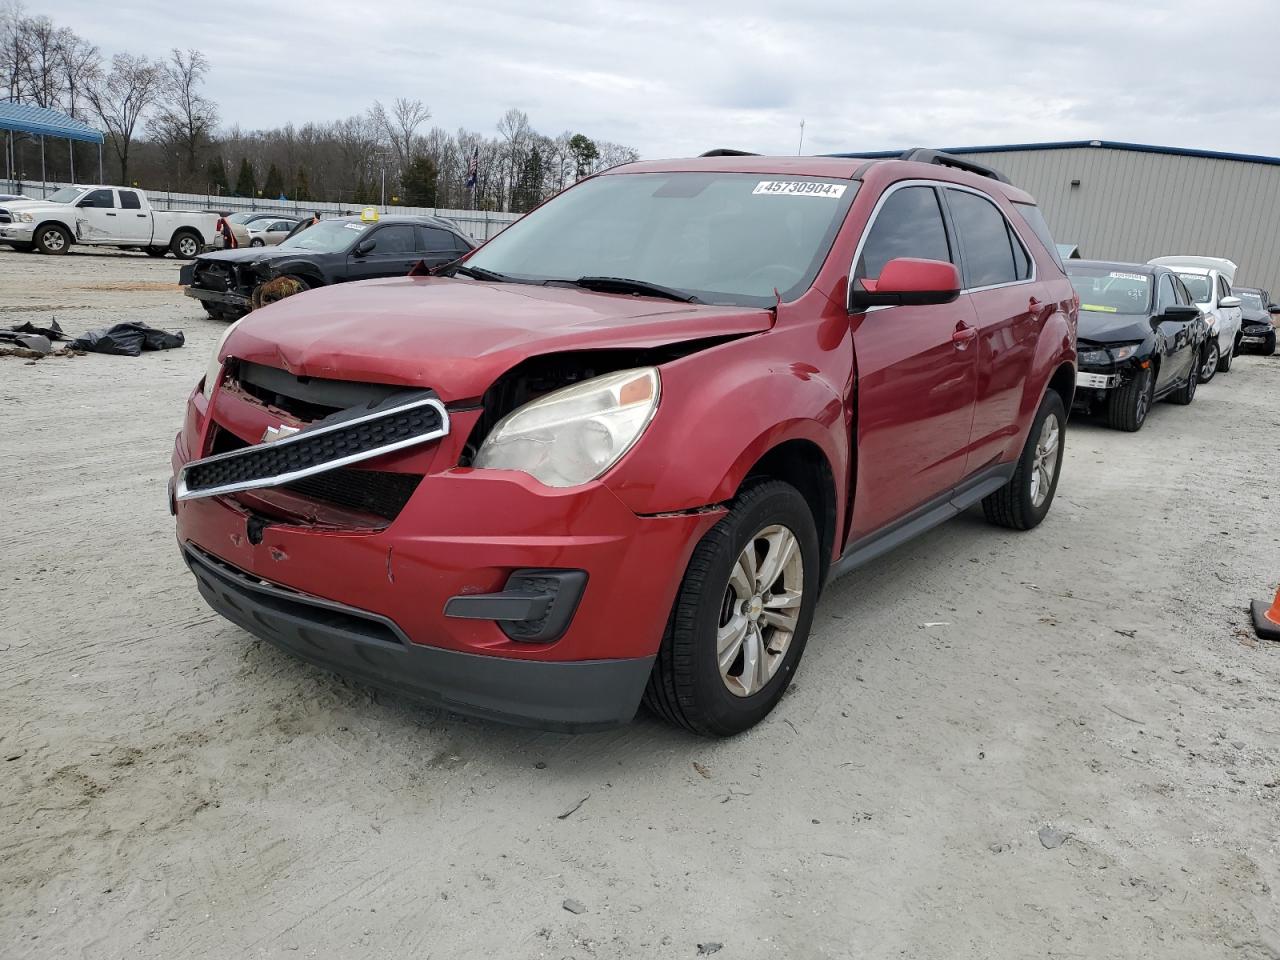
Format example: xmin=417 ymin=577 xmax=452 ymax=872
xmin=1219 ymin=295 xmax=1241 ymax=308
xmin=849 ymin=258 xmax=961 ymax=311
xmin=1161 ymin=305 xmax=1202 ymax=322
xmin=353 ymin=237 xmax=376 ymax=256
xmin=1267 ymin=303 xmax=1280 ymax=313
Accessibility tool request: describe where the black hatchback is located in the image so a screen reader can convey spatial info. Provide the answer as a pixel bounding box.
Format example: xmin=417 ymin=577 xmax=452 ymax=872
xmin=1067 ymin=261 xmax=1209 ymax=431
xmin=1234 ymin=286 xmax=1278 ymax=356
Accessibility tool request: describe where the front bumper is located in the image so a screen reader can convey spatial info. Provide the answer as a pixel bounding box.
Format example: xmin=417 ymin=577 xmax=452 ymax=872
xmin=184 ymin=544 xmax=654 ymax=730
xmin=0 ymin=224 xmax=34 ymax=242
xmin=173 ymin=425 xmax=722 ymax=729
xmin=185 ymin=286 xmax=251 ymax=309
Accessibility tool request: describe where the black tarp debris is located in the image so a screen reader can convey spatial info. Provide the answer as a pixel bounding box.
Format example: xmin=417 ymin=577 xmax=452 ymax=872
xmin=69 ymin=322 xmax=185 ymax=357
xmin=0 ymin=319 xmax=69 ymax=354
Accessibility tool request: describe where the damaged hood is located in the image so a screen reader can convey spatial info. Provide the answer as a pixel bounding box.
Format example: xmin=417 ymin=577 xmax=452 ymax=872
xmin=225 ymin=276 xmax=774 ymax=401
xmin=196 ymin=247 xmax=297 ymax=267
xmin=1077 ymin=309 xmax=1156 ymax=344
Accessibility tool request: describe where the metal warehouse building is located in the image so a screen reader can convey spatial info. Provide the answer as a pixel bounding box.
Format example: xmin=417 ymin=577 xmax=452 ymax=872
xmin=837 ymin=140 xmax=1280 ymax=296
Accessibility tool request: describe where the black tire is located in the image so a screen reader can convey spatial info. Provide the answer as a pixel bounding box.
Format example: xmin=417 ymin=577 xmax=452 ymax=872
xmin=250 ymin=238 xmax=265 ymax=247
xmin=144 ymin=246 xmax=168 ymax=258
xmin=170 ymin=230 xmax=201 ymax=260
xmin=1106 ymin=366 xmax=1154 ymax=431
xmin=982 ymin=390 xmax=1066 ymax=531
xmin=1263 ymin=331 xmax=1277 ymax=357
xmin=1198 ymin=339 xmax=1219 ymax=383
xmin=202 ymin=303 xmax=241 ymax=322
xmin=643 ymin=479 xmax=821 ymax=737
xmin=1217 ymin=336 xmax=1234 ymax=373
xmin=1169 ymin=357 xmax=1198 ymax=405
xmin=33 ymin=223 xmax=71 ymax=255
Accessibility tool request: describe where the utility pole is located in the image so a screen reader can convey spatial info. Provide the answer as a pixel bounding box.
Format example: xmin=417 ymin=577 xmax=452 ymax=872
xmin=798 ymin=119 xmax=805 ymax=156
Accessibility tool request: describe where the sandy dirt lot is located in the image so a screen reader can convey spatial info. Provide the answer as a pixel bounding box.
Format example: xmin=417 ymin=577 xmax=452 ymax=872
xmin=2 ymin=246 xmax=1279 ymax=960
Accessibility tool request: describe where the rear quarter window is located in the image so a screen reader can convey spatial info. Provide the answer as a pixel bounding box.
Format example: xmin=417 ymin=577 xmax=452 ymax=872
xmin=1012 ymin=202 xmax=1064 ymax=273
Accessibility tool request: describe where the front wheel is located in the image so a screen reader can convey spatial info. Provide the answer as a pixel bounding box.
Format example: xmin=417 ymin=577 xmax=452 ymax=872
xmin=1106 ymin=366 xmax=1154 ymax=431
xmin=644 ymin=479 xmax=820 ymax=737
xmin=1217 ymin=336 xmax=1235 ymax=373
xmin=250 ymin=238 xmax=264 ymax=247
xmin=34 ymin=223 xmax=71 ymax=255
xmin=1263 ymin=331 xmax=1277 ymax=357
xmin=982 ymin=390 xmax=1066 ymax=531
xmin=144 ymin=246 xmax=168 ymax=258
xmin=1198 ymin=339 xmax=1219 ymax=383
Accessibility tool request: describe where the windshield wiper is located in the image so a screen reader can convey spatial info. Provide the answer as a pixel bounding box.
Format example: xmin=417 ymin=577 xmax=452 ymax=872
xmin=432 ymin=256 xmax=508 ymax=282
xmin=567 ymin=276 xmax=701 ymax=303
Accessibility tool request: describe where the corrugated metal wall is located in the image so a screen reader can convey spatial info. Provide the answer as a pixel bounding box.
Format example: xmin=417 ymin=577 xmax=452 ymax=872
xmin=955 ymin=146 xmax=1280 ymax=295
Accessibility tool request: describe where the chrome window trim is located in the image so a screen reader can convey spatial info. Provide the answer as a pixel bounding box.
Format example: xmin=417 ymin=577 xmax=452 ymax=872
xmin=847 ymin=178 xmax=1037 ymax=307
xmin=176 ymin=394 xmax=450 ymax=502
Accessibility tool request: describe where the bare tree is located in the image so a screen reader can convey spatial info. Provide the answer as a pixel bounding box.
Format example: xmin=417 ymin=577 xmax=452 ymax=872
xmin=57 ymin=29 xmax=98 ymax=118
xmin=147 ymin=48 xmax=216 ymax=186
xmin=86 ymin=52 xmax=162 ymax=184
xmin=374 ymin=97 xmax=430 ymax=173
xmin=0 ymin=1 xmax=29 ymax=102
xmin=496 ymin=108 xmax=530 ymax=211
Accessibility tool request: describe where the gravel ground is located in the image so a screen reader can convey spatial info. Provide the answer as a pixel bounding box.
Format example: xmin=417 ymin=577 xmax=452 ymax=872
xmin=2 ymin=247 xmax=1279 ymax=960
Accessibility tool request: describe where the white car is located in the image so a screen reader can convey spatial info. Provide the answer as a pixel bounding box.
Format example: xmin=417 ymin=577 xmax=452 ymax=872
xmin=246 ymin=216 xmax=299 ymax=247
xmin=0 ymin=185 xmax=218 ymax=259
xmin=1148 ymin=256 xmax=1243 ymax=382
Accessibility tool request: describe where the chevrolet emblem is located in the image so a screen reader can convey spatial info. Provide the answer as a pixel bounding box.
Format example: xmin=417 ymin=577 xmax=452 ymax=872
xmin=262 ymin=424 xmax=301 ymax=444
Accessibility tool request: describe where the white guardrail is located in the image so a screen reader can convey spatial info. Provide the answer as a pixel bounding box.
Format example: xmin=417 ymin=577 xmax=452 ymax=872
xmin=1 ymin=179 xmax=521 ymax=242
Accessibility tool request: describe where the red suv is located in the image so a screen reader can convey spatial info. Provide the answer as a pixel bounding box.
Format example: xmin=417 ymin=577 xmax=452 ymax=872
xmin=171 ymin=149 xmax=1077 ymax=736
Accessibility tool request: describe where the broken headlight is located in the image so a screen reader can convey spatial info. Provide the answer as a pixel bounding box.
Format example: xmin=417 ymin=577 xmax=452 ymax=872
xmin=201 ymin=319 xmax=242 ymax=399
xmin=15 ymin=211 xmax=34 ymax=223
xmin=474 ymin=367 xmax=660 ymax=487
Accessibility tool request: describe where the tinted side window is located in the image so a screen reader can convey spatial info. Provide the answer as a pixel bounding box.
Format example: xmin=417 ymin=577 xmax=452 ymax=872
xmin=454 ymin=232 xmax=475 ymax=253
xmin=81 ymin=189 xmax=115 ymax=208
xmin=1157 ymin=274 xmax=1177 ymax=311
xmin=1218 ymin=275 xmax=1231 ymax=298
xmin=370 ymin=224 xmax=415 ymax=253
xmin=855 ymin=186 xmax=951 ymax=280
xmin=1174 ymin=277 xmax=1193 ymax=304
xmin=947 ymin=189 xmax=1018 ymax=288
xmin=118 ymin=190 xmax=142 ymax=210
xmin=421 ymin=227 xmax=457 ymax=252
xmin=1008 ymin=223 xmax=1032 ymax=281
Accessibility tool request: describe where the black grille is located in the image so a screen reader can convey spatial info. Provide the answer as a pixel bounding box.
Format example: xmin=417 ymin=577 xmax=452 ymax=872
xmin=283 ymin=469 xmax=422 ymax=520
xmin=0 ymin=211 xmax=11 ymax=225
xmin=183 ymin=397 xmax=445 ymax=496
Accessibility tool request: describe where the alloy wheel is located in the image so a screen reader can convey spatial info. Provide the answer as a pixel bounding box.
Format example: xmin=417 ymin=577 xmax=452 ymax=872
xmin=178 ymin=236 xmax=198 ymax=258
xmin=1134 ymin=370 xmax=1152 ymax=426
xmin=1029 ymin=413 xmax=1061 ymax=509
xmin=717 ymin=524 xmax=804 ymax=698
xmin=1201 ymin=342 xmax=1219 ymax=380
xmin=41 ymin=229 xmax=66 ymax=252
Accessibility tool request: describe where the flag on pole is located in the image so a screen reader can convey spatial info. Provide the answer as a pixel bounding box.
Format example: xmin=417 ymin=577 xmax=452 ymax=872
xmin=465 ymin=147 xmax=479 ymax=190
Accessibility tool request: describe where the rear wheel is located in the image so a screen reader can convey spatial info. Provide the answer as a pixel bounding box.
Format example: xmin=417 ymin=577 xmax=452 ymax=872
xmin=1106 ymin=366 xmax=1154 ymax=431
xmin=170 ymin=231 xmax=201 ymax=259
xmin=34 ymin=223 xmax=71 ymax=255
xmin=1198 ymin=339 xmax=1219 ymax=383
xmin=982 ymin=390 xmax=1065 ymax=531
xmin=644 ymin=479 xmax=820 ymax=737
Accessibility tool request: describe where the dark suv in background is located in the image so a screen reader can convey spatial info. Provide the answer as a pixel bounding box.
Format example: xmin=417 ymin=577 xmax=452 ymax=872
xmin=1235 ymin=286 xmax=1278 ymax=355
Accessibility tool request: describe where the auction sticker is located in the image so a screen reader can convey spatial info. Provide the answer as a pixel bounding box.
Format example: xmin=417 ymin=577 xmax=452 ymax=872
xmin=753 ymin=180 xmax=847 ymax=198
xmin=1109 ymin=271 xmax=1146 ymax=282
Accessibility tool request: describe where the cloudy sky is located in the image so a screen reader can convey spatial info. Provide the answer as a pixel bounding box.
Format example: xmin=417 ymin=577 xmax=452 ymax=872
xmin=46 ymin=0 xmax=1280 ymax=159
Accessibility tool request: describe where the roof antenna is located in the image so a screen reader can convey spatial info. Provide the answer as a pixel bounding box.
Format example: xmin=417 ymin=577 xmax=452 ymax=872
xmin=797 ymin=119 xmax=805 ymax=156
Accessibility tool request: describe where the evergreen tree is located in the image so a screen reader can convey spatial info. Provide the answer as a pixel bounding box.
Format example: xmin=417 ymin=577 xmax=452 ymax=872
xmin=399 ymin=154 xmax=438 ymax=207
xmin=234 ymin=157 xmax=257 ymax=197
xmin=263 ymin=163 xmax=285 ymax=199
xmin=516 ymin=146 xmax=544 ymax=212
xmin=293 ymin=167 xmax=311 ymax=202
xmin=205 ymin=155 xmax=229 ymax=195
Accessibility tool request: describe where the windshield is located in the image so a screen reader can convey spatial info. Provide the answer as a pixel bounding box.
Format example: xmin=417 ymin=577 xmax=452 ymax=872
xmin=1176 ymin=273 xmax=1212 ymax=303
xmin=1067 ymin=266 xmax=1152 ymax=314
xmin=463 ymin=172 xmax=858 ymax=306
xmin=278 ymin=219 xmax=364 ymax=253
xmin=48 ymin=187 xmax=86 ymax=204
xmin=1238 ymin=289 xmax=1264 ymax=309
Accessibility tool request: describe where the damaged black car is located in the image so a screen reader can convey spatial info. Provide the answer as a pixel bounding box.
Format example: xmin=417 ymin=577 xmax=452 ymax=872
xmin=180 ymin=214 xmax=476 ymax=321
xmin=1067 ymin=260 xmax=1208 ymax=432
xmin=1234 ymin=286 xmax=1278 ymax=356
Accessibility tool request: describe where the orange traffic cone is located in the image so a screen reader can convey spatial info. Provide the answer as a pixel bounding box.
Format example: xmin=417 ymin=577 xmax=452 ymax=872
xmin=1252 ymin=585 xmax=1280 ymax=642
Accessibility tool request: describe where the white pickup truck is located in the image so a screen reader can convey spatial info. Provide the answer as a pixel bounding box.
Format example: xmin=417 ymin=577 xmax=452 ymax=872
xmin=0 ymin=185 xmax=219 ymax=259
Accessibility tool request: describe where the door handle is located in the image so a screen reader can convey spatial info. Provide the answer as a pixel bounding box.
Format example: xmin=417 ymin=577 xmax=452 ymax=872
xmin=1029 ymin=296 xmax=1044 ymax=312
xmin=952 ymin=323 xmax=978 ymax=347
xmin=136 ymin=213 xmax=146 ymax=218
xmin=106 ymin=212 xmax=117 ymax=217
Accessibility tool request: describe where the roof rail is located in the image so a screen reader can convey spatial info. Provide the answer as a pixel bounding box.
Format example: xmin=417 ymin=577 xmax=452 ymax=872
xmin=700 ymin=148 xmax=760 ymax=157
xmin=898 ymin=147 xmax=1011 ymax=184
